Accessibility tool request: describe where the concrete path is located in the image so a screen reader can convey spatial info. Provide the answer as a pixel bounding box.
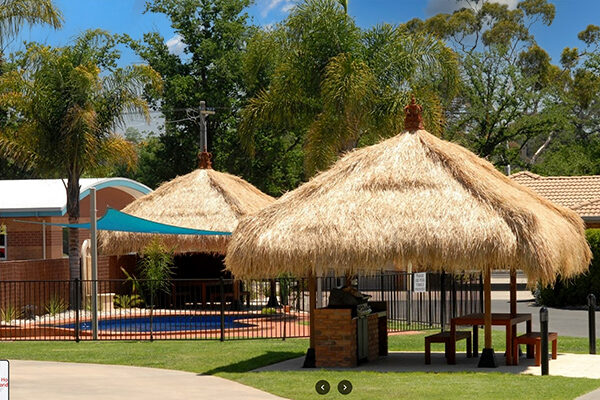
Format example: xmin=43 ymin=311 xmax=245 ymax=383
xmin=257 ymin=351 xmax=600 ymax=380
xmin=8 ymin=360 xmax=288 ymax=400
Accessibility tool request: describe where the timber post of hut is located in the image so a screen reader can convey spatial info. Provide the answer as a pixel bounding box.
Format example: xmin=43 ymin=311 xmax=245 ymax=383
xmin=225 ymin=96 xmax=592 ymax=370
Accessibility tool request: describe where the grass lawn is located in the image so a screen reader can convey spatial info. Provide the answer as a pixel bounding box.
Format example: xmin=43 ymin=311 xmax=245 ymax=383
xmin=227 ymin=371 xmax=599 ymax=400
xmin=1 ymin=332 xmax=600 ymax=399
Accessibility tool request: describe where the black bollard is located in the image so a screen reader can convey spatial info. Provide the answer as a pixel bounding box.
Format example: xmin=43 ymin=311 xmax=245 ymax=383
xmin=589 ymin=294 xmax=596 ymax=354
xmin=540 ymin=307 xmax=549 ymax=376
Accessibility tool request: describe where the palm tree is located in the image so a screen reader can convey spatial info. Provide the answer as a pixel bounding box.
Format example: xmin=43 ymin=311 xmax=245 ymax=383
xmin=0 ymin=30 xmax=162 ymax=286
xmin=0 ymin=0 xmax=63 ymax=60
xmin=240 ymin=0 xmax=458 ymax=176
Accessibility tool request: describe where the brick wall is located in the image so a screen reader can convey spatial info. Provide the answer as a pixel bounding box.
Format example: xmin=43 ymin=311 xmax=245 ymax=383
xmin=0 ymin=258 xmax=69 ymax=314
xmin=314 ymin=308 xmax=357 ymax=368
xmin=0 ymin=258 xmax=69 ymax=281
xmin=0 ymin=255 xmax=137 ymax=314
xmin=0 ymin=255 xmax=136 ymax=281
xmin=367 ymin=314 xmax=379 ymax=362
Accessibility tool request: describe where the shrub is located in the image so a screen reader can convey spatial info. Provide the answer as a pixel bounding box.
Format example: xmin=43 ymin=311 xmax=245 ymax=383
xmin=138 ymin=238 xmax=175 ymax=302
xmin=0 ymin=304 xmax=21 ymax=322
xmin=261 ymin=307 xmax=277 ymax=315
xmin=536 ymin=229 xmax=600 ymax=307
xmin=113 ymin=294 xmax=143 ymax=309
xmin=45 ymin=296 xmax=67 ymax=316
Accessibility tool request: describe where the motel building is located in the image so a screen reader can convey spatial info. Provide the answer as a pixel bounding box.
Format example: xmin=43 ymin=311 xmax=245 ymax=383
xmin=0 ymin=178 xmax=151 ymax=262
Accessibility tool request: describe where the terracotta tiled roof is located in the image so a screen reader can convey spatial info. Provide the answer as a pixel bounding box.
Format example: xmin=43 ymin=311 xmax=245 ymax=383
xmin=510 ymin=171 xmax=600 ymax=217
xmin=573 ymin=199 xmax=600 ymax=218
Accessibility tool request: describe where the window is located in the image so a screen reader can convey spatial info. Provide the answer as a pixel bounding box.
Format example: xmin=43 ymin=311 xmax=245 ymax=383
xmin=0 ymin=225 xmax=6 ymax=260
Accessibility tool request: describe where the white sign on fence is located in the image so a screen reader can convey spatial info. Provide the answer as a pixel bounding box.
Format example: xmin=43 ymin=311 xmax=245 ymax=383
xmin=413 ymin=272 xmax=427 ymax=293
xmin=0 ymin=360 xmax=8 ymax=400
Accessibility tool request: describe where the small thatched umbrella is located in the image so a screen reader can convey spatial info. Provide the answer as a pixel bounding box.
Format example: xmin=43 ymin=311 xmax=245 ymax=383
xmin=225 ymin=98 xmax=591 ymax=367
xmin=100 ymin=152 xmax=274 ymax=255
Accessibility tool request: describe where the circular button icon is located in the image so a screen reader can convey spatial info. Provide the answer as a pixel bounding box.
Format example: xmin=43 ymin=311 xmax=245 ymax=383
xmin=338 ymin=380 xmax=353 ymax=395
xmin=315 ymin=380 xmax=330 ymax=395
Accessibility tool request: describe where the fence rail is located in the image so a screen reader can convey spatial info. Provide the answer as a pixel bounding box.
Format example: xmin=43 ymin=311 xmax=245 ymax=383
xmin=0 ymin=272 xmax=481 ymax=341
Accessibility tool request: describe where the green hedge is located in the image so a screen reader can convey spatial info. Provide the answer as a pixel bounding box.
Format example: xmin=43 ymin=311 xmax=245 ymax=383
xmin=536 ymin=229 xmax=600 ymax=307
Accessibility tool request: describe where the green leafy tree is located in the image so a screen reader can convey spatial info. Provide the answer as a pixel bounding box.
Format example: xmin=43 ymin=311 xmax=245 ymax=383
xmin=531 ymin=24 xmax=600 ymax=175
xmin=123 ymin=0 xmax=253 ymax=187
xmin=241 ymin=0 xmax=459 ymax=176
xmin=0 ymin=30 xmax=162 ymax=284
xmin=408 ymin=0 xmax=561 ymax=169
xmin=444 ymin=47 xmax=563 ymax=167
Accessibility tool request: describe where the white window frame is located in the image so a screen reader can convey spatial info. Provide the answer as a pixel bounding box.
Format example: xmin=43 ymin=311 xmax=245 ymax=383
xmin=0 ymin=225 xmax=6 ymax=260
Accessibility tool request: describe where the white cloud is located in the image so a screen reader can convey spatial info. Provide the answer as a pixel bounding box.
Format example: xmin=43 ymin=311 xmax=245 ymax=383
xmin=281 ymin=2 xmax=295 ymax=12
xmin=426 ymin=0 xmax=519 ymax=16
xmin=166 ymin=34 xmax=186 ymax=56
xmin=262 ymin=0 xmax=283 ymax=17
xmin=261 ymin=0 xmax=294 ymax=18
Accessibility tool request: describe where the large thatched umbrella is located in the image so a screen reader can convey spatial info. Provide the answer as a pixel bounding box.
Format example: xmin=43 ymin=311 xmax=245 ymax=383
xmin=100 ymin=153 xmax=274 ymax=255
xmin=225 ymin=99 xmax=591 ymax=367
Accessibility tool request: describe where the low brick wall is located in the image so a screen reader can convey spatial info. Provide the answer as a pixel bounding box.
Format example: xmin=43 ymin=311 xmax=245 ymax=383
xmin=0 ymin=255 xmax=136 ymax=282
xmin=0 ymin=255 xmax=137 ymax=314
xmin=0 ymin=260 xmax=70 ymax=315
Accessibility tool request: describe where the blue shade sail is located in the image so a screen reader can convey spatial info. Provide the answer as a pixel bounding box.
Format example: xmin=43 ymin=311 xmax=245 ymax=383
xmin=14 ymin=207 xmax=231 ymax=236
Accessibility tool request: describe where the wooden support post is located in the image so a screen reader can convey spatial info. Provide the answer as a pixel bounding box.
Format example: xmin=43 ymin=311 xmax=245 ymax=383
xmin=478 ymin=266 xmax=497 ymax=367
xmin=510 ymin=268 xmax=517 ymax=317
xmin=510 ymin=268 xmax=519 ymax=360
xmin=484 ymin=269 xmax=492 ymax=348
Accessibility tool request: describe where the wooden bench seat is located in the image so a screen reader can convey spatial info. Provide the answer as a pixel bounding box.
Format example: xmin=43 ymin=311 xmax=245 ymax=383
xmin=425 ymin=331 xmax=472 ymax=364
xmin=513 ymin=332 xmax=557 ymax=366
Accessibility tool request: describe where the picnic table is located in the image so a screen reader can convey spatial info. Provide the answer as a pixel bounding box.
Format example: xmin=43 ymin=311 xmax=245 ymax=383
xmin=449 ymin=312 xmax=532 ymax=365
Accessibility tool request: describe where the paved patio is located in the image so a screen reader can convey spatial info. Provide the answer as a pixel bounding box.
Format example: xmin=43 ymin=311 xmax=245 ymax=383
xmin=256 ymin=351 xmax=600 ymax=379
xmin=8 ymin=360 xmax=288 ymax=400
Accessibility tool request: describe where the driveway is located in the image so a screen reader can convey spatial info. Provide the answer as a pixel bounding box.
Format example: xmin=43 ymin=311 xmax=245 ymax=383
xmin=491 ymin=296 xmax=599 ymax=338
xmin=8 ymin=360 xmax=287 ymax=400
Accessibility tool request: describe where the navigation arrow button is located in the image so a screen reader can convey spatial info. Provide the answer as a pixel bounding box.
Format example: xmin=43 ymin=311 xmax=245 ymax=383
xmin=338 ymin=380 xmax=353 ymax=395
xmin=315 ymin=380 xmax=330 ymax=395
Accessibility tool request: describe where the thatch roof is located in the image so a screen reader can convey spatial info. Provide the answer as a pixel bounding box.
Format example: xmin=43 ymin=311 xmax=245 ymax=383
xmin=99 ymin=168 xmax=274 ymax=255
xmin=225 ymin=129 xmax=591 ymax=285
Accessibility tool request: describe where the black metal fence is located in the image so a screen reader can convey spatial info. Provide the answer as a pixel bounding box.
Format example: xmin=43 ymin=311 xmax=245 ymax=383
xmin=0 ymin=272 xmax=481 ymax=341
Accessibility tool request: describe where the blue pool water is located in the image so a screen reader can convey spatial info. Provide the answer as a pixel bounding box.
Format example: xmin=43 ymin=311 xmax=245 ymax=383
xmin=59 ymin=315 xmax=252 ymax=332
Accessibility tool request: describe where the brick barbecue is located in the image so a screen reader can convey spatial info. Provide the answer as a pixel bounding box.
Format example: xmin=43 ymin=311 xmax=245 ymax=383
xmin=314 ymin=286 xmax=388 ymax=367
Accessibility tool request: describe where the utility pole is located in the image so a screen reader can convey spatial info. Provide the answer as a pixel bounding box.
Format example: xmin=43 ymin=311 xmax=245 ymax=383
xmin=198 ymin=101 xmax=215 ymax=152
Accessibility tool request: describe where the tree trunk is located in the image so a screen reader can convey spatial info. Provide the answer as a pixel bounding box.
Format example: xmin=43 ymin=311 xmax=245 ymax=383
xmin=66 ymin=175 xmax=81 ymax=308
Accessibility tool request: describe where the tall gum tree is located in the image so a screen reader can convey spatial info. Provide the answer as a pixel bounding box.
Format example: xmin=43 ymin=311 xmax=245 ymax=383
xmin=405 ymin=0 xmax=561 ymax=169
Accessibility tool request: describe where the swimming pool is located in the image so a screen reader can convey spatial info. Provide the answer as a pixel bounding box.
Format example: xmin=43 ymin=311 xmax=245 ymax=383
xmin=59 ymin=315 xmax=253 ymax=332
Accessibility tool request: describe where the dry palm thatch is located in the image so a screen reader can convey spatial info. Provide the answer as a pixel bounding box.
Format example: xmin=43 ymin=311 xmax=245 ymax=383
xmin=99 ymin=168 xmax=274 ymax=255
xmin=226 ymin=128 xmax=591 ymax=285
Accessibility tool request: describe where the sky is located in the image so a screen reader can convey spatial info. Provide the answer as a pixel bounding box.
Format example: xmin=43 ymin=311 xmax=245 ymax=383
xmin=7 ymin=0 xmax=600 ymax=132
